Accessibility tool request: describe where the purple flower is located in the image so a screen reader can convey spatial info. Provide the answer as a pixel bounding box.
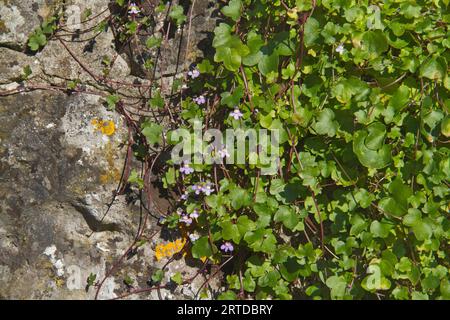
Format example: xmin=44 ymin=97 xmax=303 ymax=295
xmin=220 ymin=242 xmax=234 ymax=253
xmin=180 ymin=162 xmax=194 ymax=175
xmin=194 ymin=95 xmax=206 ymax=105
xmin=180 ymin=215 xmax=193 ymax=226
xmin=192 ymin=184 xmax=202 ymax=195
xmin=189 ymin=233 xmax=200 ymax=242
xmin=201 ymin=182 xmax=214 ymax=196
xmin=128 ymin=3 xmax=141 ymax=15
xmin=190 ymin=209 xmax=200 ymax=219
xmin=188 ymin=69 xmax=200 ymax=79
xmin=180 ymin=192 xmax=189 ymax=201
xmin=336 ymin=44 xmax=345 ymax=54
xmin=230 ymin=108 xmax=243 ymax=120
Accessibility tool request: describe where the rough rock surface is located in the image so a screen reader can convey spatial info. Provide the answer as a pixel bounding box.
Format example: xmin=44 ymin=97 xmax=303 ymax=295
xmin=0 ymin=0 xmax=218 ymax=300
xmin=0 ymin=0 xmax=58 ymax=49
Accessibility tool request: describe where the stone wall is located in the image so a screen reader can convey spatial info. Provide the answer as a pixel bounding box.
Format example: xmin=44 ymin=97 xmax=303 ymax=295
xmin=0 ymin=0 xmax=219 ymax=299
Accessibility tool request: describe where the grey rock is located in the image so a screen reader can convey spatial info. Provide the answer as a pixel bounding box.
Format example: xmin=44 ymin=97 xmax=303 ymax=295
xmin=0 ymin=48 xmax=41 ymax=84
xmin=0 ymin=0 xmax=60 ymax=49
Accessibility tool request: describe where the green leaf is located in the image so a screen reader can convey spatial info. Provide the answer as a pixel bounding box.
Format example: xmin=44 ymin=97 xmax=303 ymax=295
xmin=141 ymin=121 xmax=163 ymax=145
xmin=169 ymin=5 xmax=186 ymax=25
xmin=87 ymin=273 xmax=97 ymax=287
xmin=151 ymin=269 xmax=165 ymax=284
xmin=221 ymin=86 xmax=244 ymax=107
xmin=171 ymin=272 xmax=183 ymax=285
xmin=370 ymin=220 xmax=393 ymax=238
xmin=387 ymin=85 xmax=410 ymax=112
xmin=361 ymin=30 xmax=389 ymax=59
xmin=379 ymin=177 xmax=412 ymax=217
xmin=236 ymin=215 xmax=256 ymax=235
xmin=441 ymin=116 xmax=450 ymax=137
xmin=21 ymin=65 xmax=32 ymax=80
xmin=197 ymin=59 xmax=214 ymax=73
xmin=253 ymin=203 xmax=273 ymax=228
xmin=400 ymin=2 xmax=422 ymax=19
xmin=213 ymin=24 xmax=249 ymax=71
xmin=440 ymin=279 xmax=450 ymax=299
xmin=162 ymin=167 xmax=176 ymax=188
xmin=149 ymin=90 xmax=165 ymax=109
xmin=243 ymin=31 xmax=264 ymax=66
xmin=332 ymin=77 xmax=369 ymax=104
xmin=304 ymin=17 xmax=320 ymax=47
xmin=412 ymin=219 xmax=433 ymax=241
xmin=215 ymin=46 xmax=242 ymax=71
xmin=403 ymin=209 xmax=422 ymax=227
xmin=243 ymin=274 xmax=256 ymax=292
xmin=421 ymin=275 xmax=440 ymax=291
xmin=313 ymin=108 xmax=339 ymax=137
xmin=229 ymin=187 xmax=252 ymax=210
xmin=325 ymin=276 xmax=347 ymax=299
xmin=244 ymin=229 xmax=277 ymax=253
xmin=28 ymin=31 xmax=47 ymax=51
xmin=258 ymin=52 xmax=279 ymax=76
xmin=274 ymin=206 xmax=299 ymax=230
xmin=124 ymin=275 xmax=134 ymax=286
xmin=146 ymin=35 xmax=162 ymax=49
xmin=221 ymin=0 xmax=242 ymax=22
xmin=128 ymin=169 xmax=144 ymax=189
xmin=353 ymin=122 xmax=392 ymax=169
xmin=411 ymin=292 xmax=429 ymax=300
xmin=221 ymin=220 xmax=241 ymax=243
xmin=218 ymin=291 xmax=237 ymax=300
xmin=191 ymin=237 xmax=213 ymax=259
xmin=419 ymin=57 xmax=447 ymax=80
xmin=106 ymin=95 xmax=120 ymax=110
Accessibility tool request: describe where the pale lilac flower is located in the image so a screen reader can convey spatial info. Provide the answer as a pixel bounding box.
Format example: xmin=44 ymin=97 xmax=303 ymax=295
xmin=180 ymin=215 xmax=193 ymax=226
xmin=176 ymin=208 xmax=183 ymax=215
xmin=180 ymin=192 xmax=189 ymax=201
xmin=180 ymin=162 xmax=194 ymax=175
xmin=230 ymin=108 xmax=243 ymax=120
xmin=192 ymin=184 xmax=202 ymax=195
xmin=188 ymin=69 xmax=200 ymax=79
xmin=189 ymin=233 xmax=200 ymax=242
xmin=190 ymin=209 xmax=200 ymax=219
xmin=336 ymin=44 xmax=345 ymax=54
xmin=194 ymin=95 xmax=206 ymax=105
xmin=201 ymin=182 xmax=214 ymax=196
xmin=220 ymin=242 xmax=234 ymax=253
xmin=218 ymin=147 xmax=230 ymax=159
xmin=128 ymin=3 xmax=141 ymax=15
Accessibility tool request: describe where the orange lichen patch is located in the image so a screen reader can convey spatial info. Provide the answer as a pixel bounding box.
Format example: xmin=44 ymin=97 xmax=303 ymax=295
xmin=99 ymin=168 xmax=121 ymax=185
xmin=98 ymin=141 xmax=121 ymax=185
xmin=91 ymin=118 xmax=116 ymax=136
xmin=155 ymin=238 xmax=187 ymax=261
